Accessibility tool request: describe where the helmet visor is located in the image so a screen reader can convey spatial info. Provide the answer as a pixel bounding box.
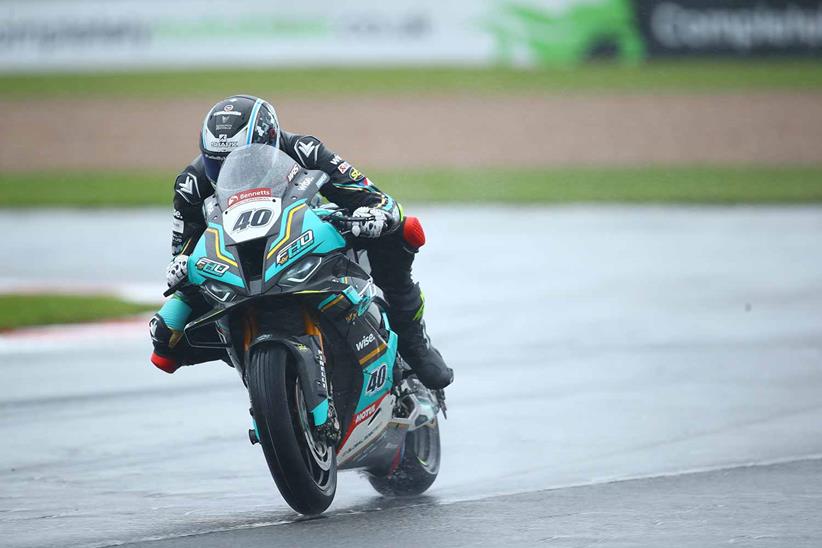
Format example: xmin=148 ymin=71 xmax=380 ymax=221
xmin=202 ymin=153 xmax=224 ymax=184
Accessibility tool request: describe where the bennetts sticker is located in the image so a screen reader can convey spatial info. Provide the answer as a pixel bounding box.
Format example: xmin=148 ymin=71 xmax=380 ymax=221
xmin=227 ymin=188 xmax=273 ymax=208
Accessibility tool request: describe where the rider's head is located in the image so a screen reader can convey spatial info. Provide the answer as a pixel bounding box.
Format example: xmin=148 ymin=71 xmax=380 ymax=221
xmin=199 ymin=95 xmax=280 ymax=184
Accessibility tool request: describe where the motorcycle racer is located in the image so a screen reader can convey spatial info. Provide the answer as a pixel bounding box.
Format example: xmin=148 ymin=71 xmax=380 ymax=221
xmin=149 ymin=95 xmax=453 ymax=390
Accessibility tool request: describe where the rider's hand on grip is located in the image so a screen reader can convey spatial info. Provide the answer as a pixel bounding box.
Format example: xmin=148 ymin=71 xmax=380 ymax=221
xmin=166 ymin=255 xmax=189 ymax=288
xmin=350 ymin=207 xmax=388 ymax=238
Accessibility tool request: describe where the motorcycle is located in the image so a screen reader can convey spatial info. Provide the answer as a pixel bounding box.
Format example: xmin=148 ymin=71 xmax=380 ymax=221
xmin=167 ymin=143 xmax=445 ymax=515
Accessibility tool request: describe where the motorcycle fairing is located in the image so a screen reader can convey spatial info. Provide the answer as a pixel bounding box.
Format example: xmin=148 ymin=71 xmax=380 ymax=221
xmin=354 ymin=321 xmax=397 ymax=411
xmin=187 ymin=191 xmax=343 ymax=297
xmin=188 ymin=222 xmax=245 ymax=288
xmin=336 ymin=392 xmax=400 ymax=467
xmin=320 ymin=305 xmax=401 ymax=467
xmin=262 ymin=201 xmax=346 ymax=285
xmin=316 ymin=276 xmax=376 ymax=319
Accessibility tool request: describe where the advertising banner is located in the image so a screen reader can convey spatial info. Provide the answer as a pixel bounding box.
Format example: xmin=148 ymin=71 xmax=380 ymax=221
xmin=1 ymin=0 xmax=820 ymax=72
xmin=634 ymin=0 xmax=822 ymax=57
xmin=0 ymin=0 xmax=495 ymax=72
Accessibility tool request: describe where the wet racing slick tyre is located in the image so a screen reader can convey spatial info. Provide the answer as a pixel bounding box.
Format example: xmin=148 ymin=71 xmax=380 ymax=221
xmin=248 ymin=344 xmax=336 ymax=515
xmin=367 ymin=417 xmax=441 ymax=496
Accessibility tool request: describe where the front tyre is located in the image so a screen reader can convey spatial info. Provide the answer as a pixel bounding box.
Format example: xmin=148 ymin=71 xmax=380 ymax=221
xmin=248 ymin=344 xmax=336 ymax=515
xmin=367 ymin=417 xmax=441 ymax=496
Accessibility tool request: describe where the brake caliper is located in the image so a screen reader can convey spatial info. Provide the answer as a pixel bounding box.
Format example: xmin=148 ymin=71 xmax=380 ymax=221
xmin=316 ymin=400 xmax=341 ymax=444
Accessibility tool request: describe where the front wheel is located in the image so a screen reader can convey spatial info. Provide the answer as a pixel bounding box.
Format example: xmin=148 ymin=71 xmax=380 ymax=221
xmin=367 ymin=417 xmax=441 ymax=496
xmin=248 ymin=344 xmax=336 ymax=515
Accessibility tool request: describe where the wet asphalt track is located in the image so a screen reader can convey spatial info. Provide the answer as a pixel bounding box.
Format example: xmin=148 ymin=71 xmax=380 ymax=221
xmin=2 ymin=206 xmax=822 ymax=547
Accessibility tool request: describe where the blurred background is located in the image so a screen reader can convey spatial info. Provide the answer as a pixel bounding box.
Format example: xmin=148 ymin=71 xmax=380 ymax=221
xmin=1 ymin=1 xmax=822 ymax=547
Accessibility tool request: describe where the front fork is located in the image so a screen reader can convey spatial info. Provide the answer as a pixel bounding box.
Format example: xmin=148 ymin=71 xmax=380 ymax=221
xmin=241 ymin=305 xmax=339 ymax=440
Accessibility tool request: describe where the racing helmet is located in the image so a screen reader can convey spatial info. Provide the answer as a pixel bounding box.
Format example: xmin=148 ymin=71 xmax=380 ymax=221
xmin=199 ymin=95 xmax=280 ymax=184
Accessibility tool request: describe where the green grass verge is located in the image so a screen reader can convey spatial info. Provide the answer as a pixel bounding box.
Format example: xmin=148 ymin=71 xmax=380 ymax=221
xmin=0 ymin=294 xmax=156 ymax=330
xmin=2 ymin=167 xmax=822 ymax=207
xmin=2 ymin=62 xmax=822 ymax=99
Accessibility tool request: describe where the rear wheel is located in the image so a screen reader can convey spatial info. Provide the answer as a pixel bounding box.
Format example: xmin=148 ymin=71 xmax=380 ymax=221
xmin=367 ymin=417 xmax=441 ymax=496
xmin=247 ymin=344 xmax=336 ymax=515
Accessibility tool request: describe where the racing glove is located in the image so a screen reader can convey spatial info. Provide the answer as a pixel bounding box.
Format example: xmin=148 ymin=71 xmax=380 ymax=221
xmin=166 ymin=255 xmax=189 ymax=287
xmin=350 ymin=207 xmax=389 ymax=238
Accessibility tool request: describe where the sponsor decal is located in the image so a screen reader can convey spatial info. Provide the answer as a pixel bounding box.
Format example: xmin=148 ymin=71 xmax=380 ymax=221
xmin=296 ymin=343 xmax=310 ymax=353
xmin=345 ymin=310 xmax=358 ymax=322
xmin=171 ymin=218 xmax=184 ymax=233
xmin=295 ymin=175 xmax=314 ymax=191
xmin=330 ymin=154 xmax=342 ymax=165
xmin=275 ymin=229 xmax=315 ymax=265
xmin=337 ymin=161 xmax=351 ymax=174
xmin=356 ymin=333 xmax=376 ymax=352
xmin=354 ymin=402 xmax=378 ymax=424
xmin=204 ymin=195 xmax=219 ymax=217
xmin=212 ymin=110 xmax=241 ymax=118
xmin=366 ymin=363 xmax=388 ymax=394
xmin=287 ymin=164 xmax=300 ymax=182
xmin=195 ymin=257 xmax=229 ymax=277
xmin=224 ymin=104 xmax=233 ymax=111
xmin=210 ymin=134 xmax=241 ymax=150
xmin=348 ymin=167 xmax=364 ymax=182
xmin=318 ymin=356 xmax=328 ymax=393
xmin=636 ymin=0 xmax=822 ymax=57
xmin=227 ymin=187 xmax=272 ymax=208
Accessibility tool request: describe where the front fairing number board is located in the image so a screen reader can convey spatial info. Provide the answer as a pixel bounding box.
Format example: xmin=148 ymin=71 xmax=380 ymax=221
xmin=223 ymin=196 xmax=282 ymax=244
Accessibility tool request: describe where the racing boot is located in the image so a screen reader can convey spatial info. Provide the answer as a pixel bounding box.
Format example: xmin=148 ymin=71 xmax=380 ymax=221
xmin=391 ymin=298 xmax=453 ymax=390
xmin=149 ymin=293 xmax=226 ymax=373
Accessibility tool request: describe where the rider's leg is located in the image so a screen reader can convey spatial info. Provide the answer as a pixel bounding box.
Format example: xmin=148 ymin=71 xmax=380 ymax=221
xmin=149 ymin=292 xmax=225 ymax=373
xmin=366 ymin=217 xmax=453 ymax=389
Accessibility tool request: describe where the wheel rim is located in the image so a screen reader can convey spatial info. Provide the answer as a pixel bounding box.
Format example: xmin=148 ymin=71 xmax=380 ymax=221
xmin=410 ymin=418 xmax=440 ymax=474
xmin=294 ymin=376 xmax=335 ymax=491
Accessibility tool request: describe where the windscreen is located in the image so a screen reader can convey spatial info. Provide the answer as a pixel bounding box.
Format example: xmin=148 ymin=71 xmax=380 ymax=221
xmin=215 ymin=144 xmax=298 ymax=209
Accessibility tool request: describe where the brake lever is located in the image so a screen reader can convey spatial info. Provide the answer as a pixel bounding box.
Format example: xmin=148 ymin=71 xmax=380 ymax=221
xmin=327 ymin=212 xmax=374 ymax=239
xmin=163 ymin=280 xmax=187 ymax=297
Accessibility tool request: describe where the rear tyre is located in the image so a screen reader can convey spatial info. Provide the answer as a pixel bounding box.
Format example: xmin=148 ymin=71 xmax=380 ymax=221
xmin=367 ymin=417 xmax=441 ymax=496
xmin=247 ymin=344 xmax=336 ymax=515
